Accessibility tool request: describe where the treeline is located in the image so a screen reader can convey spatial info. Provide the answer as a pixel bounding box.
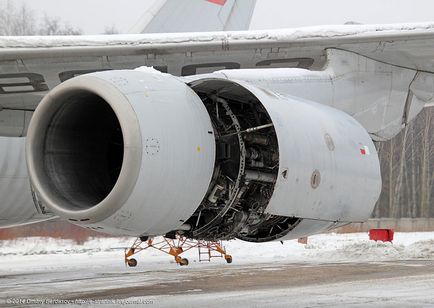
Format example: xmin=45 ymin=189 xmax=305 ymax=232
xmin=0 ymin=0 xmax=82 ymax=35
xmin=0 ymin=0 xmax=119 ymax=35
xmin=374 ymin=107 xmax=434 ymax=218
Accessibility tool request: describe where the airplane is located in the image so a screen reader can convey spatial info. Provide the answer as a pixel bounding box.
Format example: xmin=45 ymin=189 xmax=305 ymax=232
xmin=0 ymin=0 xmax=433 ymax=264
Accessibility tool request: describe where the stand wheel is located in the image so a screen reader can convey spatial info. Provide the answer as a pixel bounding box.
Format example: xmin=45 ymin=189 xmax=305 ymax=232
xmin=179 ymin=258 xmax=189 ymax=266
xmin=127 ymin=258 xmax=137 ymax=267
xmin=225 ymin=255 xmax=232 ymax=264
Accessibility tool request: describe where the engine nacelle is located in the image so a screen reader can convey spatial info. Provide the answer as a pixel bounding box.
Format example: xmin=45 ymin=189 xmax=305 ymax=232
xmin=26 ymin=69 xmax=381 ymax=241
xmin=186 ymin=78 xmax=381 ymax=242
xmin=229 ymin=80 xmax=381 ymax=222
xmin=26 ymin=70 xmax=216 ymax=236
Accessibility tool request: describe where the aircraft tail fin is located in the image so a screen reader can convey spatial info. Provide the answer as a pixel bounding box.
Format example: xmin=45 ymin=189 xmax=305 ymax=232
xmin=129 ymin=0 xmax=257 ymax=33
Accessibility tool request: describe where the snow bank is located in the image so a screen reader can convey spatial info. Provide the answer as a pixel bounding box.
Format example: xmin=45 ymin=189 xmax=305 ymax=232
xmin=0 ymin=237 xmax=129 ymax=256
xmin=0 ymin=232 xmax=433 ymax=264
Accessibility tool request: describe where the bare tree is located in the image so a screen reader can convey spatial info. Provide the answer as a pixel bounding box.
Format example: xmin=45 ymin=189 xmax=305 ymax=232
xmin=420 ymin=109 xmax=433 ymax=216
xmin=0 ymin=1 xmax=82 ymax=36
xmin=39 ymin=15 xmax=82 ymax=36
xmin=0 ymin=0 xmax=18 ymax=35
xmin=374 ymin=106 xmax=434 ymax=219
xmin=14 ymin=3 xmax=37 ymax=35
xmin=103 ymin=25 xmax=119 ymax=35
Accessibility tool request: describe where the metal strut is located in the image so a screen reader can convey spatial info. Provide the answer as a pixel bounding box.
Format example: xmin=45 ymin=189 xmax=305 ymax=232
xmin=124 ymin=234 xmax=232 ymax=267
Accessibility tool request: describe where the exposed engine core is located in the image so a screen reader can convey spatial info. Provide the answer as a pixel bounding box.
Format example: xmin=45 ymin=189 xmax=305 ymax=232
xmin=180 ymin=78 xmax=381 ymax=242
xmin=26 ymin=69 xmax=382 ymax=241
xmin=184 ymin=79 xmax=301 ymax=242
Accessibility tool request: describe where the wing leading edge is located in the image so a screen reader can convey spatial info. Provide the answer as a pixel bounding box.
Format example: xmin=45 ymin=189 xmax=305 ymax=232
xmin=1 ymin=23 xmax=434 ymax=139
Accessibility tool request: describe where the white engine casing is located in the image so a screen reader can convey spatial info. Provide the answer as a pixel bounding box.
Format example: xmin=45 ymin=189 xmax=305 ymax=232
xmin=239 ymin=81 xmax=382 ymax=222
xmin=26 ymin=70 xmax=216 ymax=236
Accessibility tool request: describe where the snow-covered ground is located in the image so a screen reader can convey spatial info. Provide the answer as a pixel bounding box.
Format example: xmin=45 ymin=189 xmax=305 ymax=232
xmin=1 ymin=232 xmax=433 ymax=307
xmin=149 ymin=274 xmax=434 ymax=308
xmin=1 ymin=232 xmax=433 ymax=265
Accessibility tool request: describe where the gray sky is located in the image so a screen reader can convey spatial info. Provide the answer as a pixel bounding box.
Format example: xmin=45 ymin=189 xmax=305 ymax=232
xmin=3 ymin=0 xmax=434 ymax=34
xmin=252 ymin=0 xmax=434 ymax=29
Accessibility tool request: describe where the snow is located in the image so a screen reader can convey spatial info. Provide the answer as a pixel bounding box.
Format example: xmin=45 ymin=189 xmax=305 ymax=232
xmin=1 ymin=22 xmax=434 ymax=49
xmin=133 ymin=66 xmax=164 ymax=74
xmin=146 ymin=274 xmax=434 ymax=308
xmin=0 ymin=232 xmax=433 ymax=265
xmin=0 ymin=232 xmax=433 ymax=307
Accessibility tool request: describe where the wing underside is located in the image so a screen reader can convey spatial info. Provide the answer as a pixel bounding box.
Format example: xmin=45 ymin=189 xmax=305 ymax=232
xmin=1 ymin=23 xmax=434 ymax=139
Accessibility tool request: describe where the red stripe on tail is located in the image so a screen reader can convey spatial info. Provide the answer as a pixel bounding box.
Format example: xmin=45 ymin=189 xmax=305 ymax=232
xmin=207 ymin=0 xmax=227 ymax=6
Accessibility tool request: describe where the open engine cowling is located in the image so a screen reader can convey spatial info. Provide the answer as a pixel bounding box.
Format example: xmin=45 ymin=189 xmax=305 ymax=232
xmin=186 ymin=77 xmax=381 ymax=242
xmin=26 ymin=69 xmax=381 ymax=240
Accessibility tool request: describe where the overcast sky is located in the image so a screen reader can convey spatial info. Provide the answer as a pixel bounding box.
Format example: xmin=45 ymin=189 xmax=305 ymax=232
xmin=2 ymin=0 xmax=434 ymax=34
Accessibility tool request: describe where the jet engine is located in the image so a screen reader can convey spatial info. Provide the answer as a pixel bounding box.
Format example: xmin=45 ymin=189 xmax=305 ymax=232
xmin=26 ymin=69 xmax=381 ymax=241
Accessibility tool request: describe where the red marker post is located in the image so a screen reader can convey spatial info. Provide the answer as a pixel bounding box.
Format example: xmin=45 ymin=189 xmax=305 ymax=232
xmin=369 ymin=229 xmax=394 ymax=242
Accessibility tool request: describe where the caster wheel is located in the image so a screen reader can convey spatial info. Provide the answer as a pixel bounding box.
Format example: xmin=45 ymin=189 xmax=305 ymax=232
xmin=127 ymin=258 xmax=137 ymax=267
xmin=225 ymin=255 xmax=232 ymax=264
xmin=179 ymin=258 xmax=189 ymax=266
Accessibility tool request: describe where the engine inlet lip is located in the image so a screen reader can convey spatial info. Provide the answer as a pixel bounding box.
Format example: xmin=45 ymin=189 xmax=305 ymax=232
xmin=26 ymin=75 xmax=143 ymax=223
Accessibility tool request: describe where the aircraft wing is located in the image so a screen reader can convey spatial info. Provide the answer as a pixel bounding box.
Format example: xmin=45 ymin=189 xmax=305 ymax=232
xmin=1 ymin=23 xmax=434 ymax=139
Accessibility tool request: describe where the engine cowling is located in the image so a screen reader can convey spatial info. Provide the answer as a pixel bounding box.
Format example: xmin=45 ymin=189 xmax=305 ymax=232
xmin=186 ymin=77 xmax=381 ymax=242
xmin=26 ymin=70 xmax=216 ymax=236
xmin=26 ymin=69 xmax=382 ymax=241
